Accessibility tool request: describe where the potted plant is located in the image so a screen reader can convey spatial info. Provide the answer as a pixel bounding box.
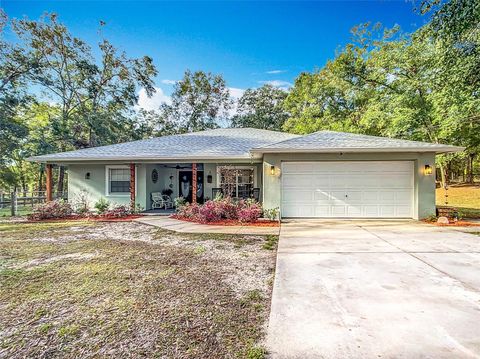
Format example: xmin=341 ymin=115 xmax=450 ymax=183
xmin=162 ymin=188 xmax=174 ymax=198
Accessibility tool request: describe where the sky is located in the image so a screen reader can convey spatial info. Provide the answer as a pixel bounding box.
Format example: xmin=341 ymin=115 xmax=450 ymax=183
xmin=2 ymin=1 xmax=428 ymax=111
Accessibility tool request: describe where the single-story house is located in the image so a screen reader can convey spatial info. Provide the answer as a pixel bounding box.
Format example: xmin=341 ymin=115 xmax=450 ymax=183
xmin=28 ymin=128 xmax=463 ymax=219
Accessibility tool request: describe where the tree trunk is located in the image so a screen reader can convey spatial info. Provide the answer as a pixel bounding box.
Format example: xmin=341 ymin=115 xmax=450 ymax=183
xmin=467 ymin=153 xmax=475 ymax=184
xmin=438 ymin=163 xmax=447 ymax=189
xmin=57 ymin=166 xmax=65 ymax=195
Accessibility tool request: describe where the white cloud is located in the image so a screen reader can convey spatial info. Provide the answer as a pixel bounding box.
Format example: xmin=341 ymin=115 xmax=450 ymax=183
xmin=136 ymin=86 xmax=171 ymax=111
xmin=229 ymin=87 xmax=245 ymax=100
xmin=266 ymin=70 xmax=286 ymax=74
xmin=161 ymin=79 xmax=177 ymax=85
xmin=258 ymin=80 xmax=292 ymax=91
xmin=227 ymin=87 xmax=245 ymax=118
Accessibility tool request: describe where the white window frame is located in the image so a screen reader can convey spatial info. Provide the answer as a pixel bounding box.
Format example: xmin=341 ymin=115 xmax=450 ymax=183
xmin=216 ymin=166 xmax=257 ymax=198
xmin=105 ymin=165 xmax=137 ymax=197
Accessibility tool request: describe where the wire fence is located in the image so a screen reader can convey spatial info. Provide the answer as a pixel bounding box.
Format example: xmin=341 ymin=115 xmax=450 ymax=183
xmin=0 ymin=191 xmax=68 ymax=217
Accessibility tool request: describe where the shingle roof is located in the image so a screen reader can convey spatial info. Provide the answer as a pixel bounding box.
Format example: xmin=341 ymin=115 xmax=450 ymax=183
xmin=28 ymin=128 xmax=300 ymax=162
xmin=251 ymin=130 xmax=463 ymax=153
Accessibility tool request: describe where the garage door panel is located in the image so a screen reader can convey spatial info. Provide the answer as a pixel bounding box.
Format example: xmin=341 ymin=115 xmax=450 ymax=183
xmin=281 ymin=161 xmax=413 ymax=218
xmin=396 ymin=206 xmax=412 ymax=217
xmin=345 ymin=191 xmax=362 ymax=204
xmin=331 ymin=205 xmax=347 ymax=216
xmin=282 ymin=174 xmax=313 ymax=187
xmin=313 ymin=177 xmax=330 ymax=186
xmin=363 ymin=191 xmax=379 ymax=202
xmin=347 ymin=206 xmax=362 ymax=217
xmin=364 ymin=205 xmax=380 ymax=217
xmin=314 ymin=206 xmax=330 ymax=216
xmin=330 ymin=191 xmax=346 ymax=202
xmin=313 ymin=191 xmax=330 ymax=201
xmin=380 ymin=206 xmax=396 ymax=217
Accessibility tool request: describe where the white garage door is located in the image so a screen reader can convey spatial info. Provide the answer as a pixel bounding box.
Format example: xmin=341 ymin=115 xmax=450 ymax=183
xmin=281 ymin=161 xmax=414 ymax=218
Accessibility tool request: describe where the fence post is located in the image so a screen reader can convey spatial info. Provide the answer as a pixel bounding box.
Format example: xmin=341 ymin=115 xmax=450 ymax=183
xmin=10 ymin=192 xmax=17 ymax=217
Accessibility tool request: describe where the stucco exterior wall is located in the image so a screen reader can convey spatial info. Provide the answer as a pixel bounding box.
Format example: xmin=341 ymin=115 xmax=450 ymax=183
xmin=262 ymin=152 xmax=436 ymax=220
xmin=68 ymin=162 xmax=263 ymax=211
xmin=68 ymin=163 xmax=147 ymax=210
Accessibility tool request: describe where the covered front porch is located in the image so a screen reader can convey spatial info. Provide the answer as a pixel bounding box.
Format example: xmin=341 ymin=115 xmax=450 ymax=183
xmin=141 ymin=162 xmax=263 ymax=211
xmin=63 ymin=161 xmax=263 ymax=212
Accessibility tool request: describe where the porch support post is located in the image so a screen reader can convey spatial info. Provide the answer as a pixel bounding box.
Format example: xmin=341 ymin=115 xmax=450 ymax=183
xmin=130 ymin=163 xmax=136 ymax=211
xmin=45 ymin=164 xmax=53 ymax=202
xmin=192 ymin=163 xmax=197 ymax=204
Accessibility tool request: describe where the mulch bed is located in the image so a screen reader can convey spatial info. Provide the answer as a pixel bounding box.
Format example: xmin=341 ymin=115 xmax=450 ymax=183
xmin=424 ymin=220 xmax=480 ymax=227
xmin=171 ymin=215 xmax=279 ymax=227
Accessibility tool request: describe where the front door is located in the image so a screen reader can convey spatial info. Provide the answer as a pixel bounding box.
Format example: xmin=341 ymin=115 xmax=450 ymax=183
xmin=179 ymin=171 xmax=204 ymax=204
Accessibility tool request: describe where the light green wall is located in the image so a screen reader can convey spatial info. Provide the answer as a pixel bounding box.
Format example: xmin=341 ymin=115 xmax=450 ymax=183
xmin=67 ymin=155 xmax=436 ymax=219
xmin=262 ymin=152 xmax=436 ymax=220
xmin=68 ymin=162 xmax=263 ymax=211
xmin=68 ymin=164 xmax=147 ymax=210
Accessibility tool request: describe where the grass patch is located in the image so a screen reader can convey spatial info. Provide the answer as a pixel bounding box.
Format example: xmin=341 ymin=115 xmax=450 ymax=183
xmin=262 ymin=235 xmax=279 ymax=250
xmin=436 ymin=185 xmax=480 ymax=218
xmin=0 ymin=220 xmax=274 ymax=358
xmin=0 ymin=206 xmax=33 ymax=217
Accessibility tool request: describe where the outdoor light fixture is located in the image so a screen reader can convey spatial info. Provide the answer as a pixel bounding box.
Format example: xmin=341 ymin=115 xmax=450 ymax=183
xmin=85 ymin=172 xmax=91 ymax=180
xmin=424 ymin=165 xmax=433 ymax=175
xmin=270 ymin=165 xmax=275 ymax=175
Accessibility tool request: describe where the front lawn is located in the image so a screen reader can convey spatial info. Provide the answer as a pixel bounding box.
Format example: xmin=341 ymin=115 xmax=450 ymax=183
xmin=0 ymin=205 xmax=33 ymax=217
xmin=0 ymin=220 xmax=277 ymax=358
xmin=436 ymin=184 xmax=480 ymax=218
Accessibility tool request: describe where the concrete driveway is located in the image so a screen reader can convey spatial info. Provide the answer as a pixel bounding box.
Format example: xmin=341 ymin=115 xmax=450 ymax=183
xmin=267 ymin=220 xmax=480 ymax=359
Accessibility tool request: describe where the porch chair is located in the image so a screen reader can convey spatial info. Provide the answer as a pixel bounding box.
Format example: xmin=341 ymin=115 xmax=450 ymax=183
xmin=151 ymin=192 xmax=173 ymax=210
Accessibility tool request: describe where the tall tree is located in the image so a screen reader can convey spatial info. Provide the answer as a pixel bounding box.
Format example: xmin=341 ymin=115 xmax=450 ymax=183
xmin=8 ymin=13 xmax=158 ymax=192
xmin=284 ymin=22 xmax=479 ymax=185
xmin=231 ymin=84 xmax=289 ymax=130
xmin=159 ymin=70 xmax=232 ymax=132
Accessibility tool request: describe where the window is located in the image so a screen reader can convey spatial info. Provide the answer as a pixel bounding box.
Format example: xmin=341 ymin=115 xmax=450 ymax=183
xmin=108 ymin=168 xmax=130 ymax=194
xmin=218 ymin=166 xmax=255 ymax=199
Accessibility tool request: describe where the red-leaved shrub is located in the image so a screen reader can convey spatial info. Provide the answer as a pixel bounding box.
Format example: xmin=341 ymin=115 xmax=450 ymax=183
xmin=103 ymin=205 xmax=130 ymax=218
xmin=173 ymin=197 xmax=263 ymax=223
xmin=237 ymin=202 xmax=262 ymax=223
xmin=176 ymin=202 xmax=200 ymax=219
xmin=215 ymin=196 xmax=238 ymax=219
xmin=28 ymin=200 xmax=73 ymax=221
xmin=198 ymin=200 xmax=222 ymax=223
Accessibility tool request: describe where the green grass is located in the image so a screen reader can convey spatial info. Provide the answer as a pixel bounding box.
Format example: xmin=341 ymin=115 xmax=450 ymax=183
xmin=436 ymin=185 xmax=480 ymax=218
xmin=0 ymin=206 xmax=33 ymax=217
xmin=0 ymin=220 xmax=274 ymax=358
xmin=262 ymin=235 xmax=279 ymax=250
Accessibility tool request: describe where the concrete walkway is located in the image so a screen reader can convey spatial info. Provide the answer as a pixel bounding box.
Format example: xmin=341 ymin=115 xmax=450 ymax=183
xmin=267 ymin=219 xmax=480 ymax=359
xmin=134 ymin=216 xmax=280 ymax=235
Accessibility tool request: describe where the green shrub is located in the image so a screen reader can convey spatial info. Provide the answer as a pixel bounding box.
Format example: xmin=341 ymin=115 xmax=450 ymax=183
xmin=94 ymin=198 xmax=110 ymax=214
xmin=263 ymin=207 xmax=279 ymax=221
xmin=174 ymin=197 xmax=187 ymax=211
xmin=245 ymin=345 xmax=267 ymax=359
xmin=28 ymin=200 xmax=73 ymax=221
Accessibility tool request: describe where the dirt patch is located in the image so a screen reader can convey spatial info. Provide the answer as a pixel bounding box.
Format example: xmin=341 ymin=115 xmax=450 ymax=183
xmin=0 ymin=220 xmax=277 ymax=358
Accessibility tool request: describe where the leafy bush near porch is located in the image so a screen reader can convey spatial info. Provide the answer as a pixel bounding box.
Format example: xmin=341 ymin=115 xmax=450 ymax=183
xmin=174 ymin=197 xmax=263 ymax=223
xmin=94 ymin=198 xmax=111 ymax=214
xmin=103 ymin=205 xmax=131 ymax=218
xmin=28 ymin=200 xmax=73 ymax=220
